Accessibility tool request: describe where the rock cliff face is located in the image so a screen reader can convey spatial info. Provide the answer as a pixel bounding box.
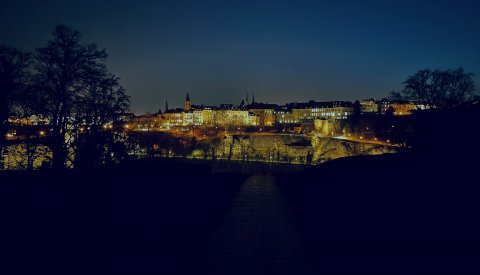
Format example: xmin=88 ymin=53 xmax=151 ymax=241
xmin=208 ymin=133 xmax=396 ymax=164
xmin=310 ymin=135 xmax=396 ymax=162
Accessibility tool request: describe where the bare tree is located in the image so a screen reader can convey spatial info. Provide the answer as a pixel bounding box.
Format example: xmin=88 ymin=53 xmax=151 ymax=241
xmin=0 ymin=45 xmax=31 ymax=169
xmin=395 ymin=68 xmax=475 ymax=109
xmin=33 ymin=25 xmax=128 ymax=169
xmin=210 ymin=137 xmax=221 ymax=160
xmin=13 ymin=82 xmax=48 ymax=169
xmin=74 ymin=73 xmax=130 ymax=167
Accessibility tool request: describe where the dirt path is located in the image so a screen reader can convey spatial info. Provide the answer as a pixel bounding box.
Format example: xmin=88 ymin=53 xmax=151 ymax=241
xmin=197 ymin=175 xmax=318 ymax=274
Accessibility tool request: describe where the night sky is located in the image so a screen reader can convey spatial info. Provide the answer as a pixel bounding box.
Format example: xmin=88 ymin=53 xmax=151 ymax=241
xmin=1 ymin=0 xmax=479 ymax=113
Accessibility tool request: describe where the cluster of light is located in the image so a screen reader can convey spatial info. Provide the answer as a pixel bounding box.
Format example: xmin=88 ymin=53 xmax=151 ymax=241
xmin=39 ymin=131 xmax=45 ymax=136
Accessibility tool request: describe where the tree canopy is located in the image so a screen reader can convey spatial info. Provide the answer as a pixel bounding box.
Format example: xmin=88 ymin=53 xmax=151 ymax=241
xmin=1 ymin=25 xmax=130 ymax=169
xmin=0 ymin=45 xmax=31 ymax=169
xmin=392 ymin=68 xmax=475 ymax=109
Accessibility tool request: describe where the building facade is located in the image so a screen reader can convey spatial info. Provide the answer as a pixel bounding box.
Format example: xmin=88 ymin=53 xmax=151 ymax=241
xmin=360 ymin=98 xmax=379 ymax=113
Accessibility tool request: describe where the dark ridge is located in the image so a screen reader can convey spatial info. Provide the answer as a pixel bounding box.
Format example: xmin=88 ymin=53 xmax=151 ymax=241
xmin=276 ymin=152 xmax=480 ymax=272
xmin=1 ymin=160 xmax=247 ymax=273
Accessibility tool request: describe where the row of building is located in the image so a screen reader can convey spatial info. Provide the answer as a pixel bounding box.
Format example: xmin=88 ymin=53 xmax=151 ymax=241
xmin=138 ymin=94 xmax=419 ymax=128
xmin=5 ymin=94 xmax=419 ymax=129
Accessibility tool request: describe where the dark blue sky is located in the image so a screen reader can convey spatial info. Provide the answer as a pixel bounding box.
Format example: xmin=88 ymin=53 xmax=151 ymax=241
xmin=1 ymin=0 xmax=479 ymax=113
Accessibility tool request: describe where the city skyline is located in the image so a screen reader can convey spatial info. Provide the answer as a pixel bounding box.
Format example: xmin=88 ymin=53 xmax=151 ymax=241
xmin=1 ymin=0 xmax=479 ymax=113
xmin=159 ymin=92 xmax=376 ymax=114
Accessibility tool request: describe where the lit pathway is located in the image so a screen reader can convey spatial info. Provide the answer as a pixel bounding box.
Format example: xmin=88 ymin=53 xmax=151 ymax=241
xmin=197 ymin=175 xmax=318 ymax=274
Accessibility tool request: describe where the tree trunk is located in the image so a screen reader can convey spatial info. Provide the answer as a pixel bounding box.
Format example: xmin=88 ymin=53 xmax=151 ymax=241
xmin=0 ymin=123 xmax=6 ymax=170
xmin=51 ymin=130 xmax=67 ymax=169
xmin=0 ymin=146 xmax=4 ymax=170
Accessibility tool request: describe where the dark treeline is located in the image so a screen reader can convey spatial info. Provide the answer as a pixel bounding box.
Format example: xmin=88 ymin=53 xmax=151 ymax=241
xmin=0 ymin=25 xmax=130 ymax=170
xmin=347 ymin=67 xmax=477 ymax=148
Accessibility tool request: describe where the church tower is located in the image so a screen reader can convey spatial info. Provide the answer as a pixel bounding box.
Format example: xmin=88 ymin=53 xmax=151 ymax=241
xmin=184 ymin=93 xmax=191 ymax=110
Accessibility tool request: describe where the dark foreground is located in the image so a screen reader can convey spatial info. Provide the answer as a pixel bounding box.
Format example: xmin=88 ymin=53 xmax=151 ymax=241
xmin=2 ymin=156 xmax=479 ymax=274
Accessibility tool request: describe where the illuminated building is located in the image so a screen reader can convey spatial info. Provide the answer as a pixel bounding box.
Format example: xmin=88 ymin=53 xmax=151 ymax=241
xmin=8 ymin=115 xmax=49 ymax=126
xmin=159 ymin=95 xmax=256 ymax=126
xmin=213 ymin=108 xmax=253 ymax=126
xmin=200 ymin=107 xmax=216 ymax=125
xmin=291 ymin=101 xmax=353 ymax=122
xmin=274 ymin=108 xmax=298 ymax=124
xmin=161 ymin=109 xmax=184 ymax=126
xmin=378 ymin=98 xmax=391 ymax=114
xmin=247 ymin=102 xmax=278 ymax=126
xmin=390 ymin=100 xmax=416 ymax=116
xmin=359 ymin=98 xmax=378 ymax=113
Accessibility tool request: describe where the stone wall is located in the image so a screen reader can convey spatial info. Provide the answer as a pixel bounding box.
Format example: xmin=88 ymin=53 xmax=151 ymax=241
xmin=201 ymin=133 xmax=396 ymax=164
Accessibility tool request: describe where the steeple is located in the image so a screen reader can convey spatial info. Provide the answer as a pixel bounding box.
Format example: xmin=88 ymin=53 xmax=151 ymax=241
xmin=165 ymin=100 xmax=169 ymax=112
xmin=252 ymin=92 xmax=255 ymax=104
xmin=184 ymin=93 xmax=192 ymax=110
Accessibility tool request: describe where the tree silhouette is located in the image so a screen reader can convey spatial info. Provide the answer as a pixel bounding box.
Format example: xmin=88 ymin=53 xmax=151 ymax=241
xmin=33 ymin=25 xmax=129 ymax=169
xmin=210 ymin=137 xmax=221 ymax=160
xmin=352 ymin=100 xmax=362 ymax=117
xmin=13 ymin=80 xmax=48 ymax=169
xmin=74 ymin=73 xmax=129 ymax=167
xmin=0 ymin=45 xmax=31 ymax=169
xmin=394 ymin=68 xmax=475 ymax=109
